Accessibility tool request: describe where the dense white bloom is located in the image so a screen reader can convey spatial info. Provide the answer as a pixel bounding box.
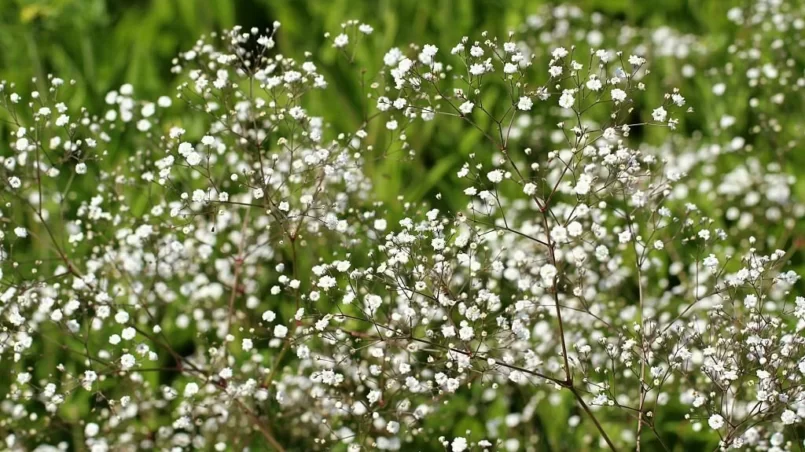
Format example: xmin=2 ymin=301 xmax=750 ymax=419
xmin=459 ymin=101 xmax=474 ymax=115
xmin=540 ymin=264 xmax=557 ymax=285
xmin=652 ymin=106 xmax=668 ymax=122
xmin=186 ymin=151 xmax=202 ymax=165
xmin=487 ymin=170 xmax=504 ymax=183
xmin=708 ymin=414 xmax=724 ymax=430
xmin=575 ymin=174 xmax=592 ymax=195
xmin=262 ymin=310 xmax=276 ymax=322
xmin=552 ymin=47 xmax=568 ymax=59
xmin=1 ymin=15 xmax=802 ymax=452
xmin=120 ymin=353 xmax=136 ymax=370
xmin=469 ymin=64 xmax=486 ymax=75
xmin=452 ymin=437 xmax=468 ymax=452
xmin=184 ymin=382 xmax=199 ymax=397
xmin=559 ymin=90 xmax=575 ymax=109
xmin=333 ymin=34 xmax=349 ymax=48
xmin=273 ymin=325 xmax=289 ymax=338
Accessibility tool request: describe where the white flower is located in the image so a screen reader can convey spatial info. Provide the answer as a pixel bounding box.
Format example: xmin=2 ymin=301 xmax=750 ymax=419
xmin=611 ymin=89 xmax=627 ymax=103
xmin=383 ymin=48 xmax=402 ymax=66
xmin=708 ymin=414 xmax=724 ymax=430
xmin=178 ymin=142 xmax=193 ymax=156
xmin=121 ymin=327 xmax=136 ymax=340
xmin=652 ymin=106 xmax=668 ymax=122
xmin=567 ymin=221 xmax=583 ymax=237
xmin=782 ymin=410 xmax=797 ymax=425
xmin=487 ymin=170 xmax=504 ymax=183
xmin=184 ymin=382 xmax=199 ymax=397
xmin=273 ymin=324 xmax=288 ymax=338
xmin=262 ymin=310 xmax=276 ymax=322
xmin=459 ymin=101 xmax=474 ymax=115
xmin=374 ymin=219 xmax=387 ymax=231
xmin=551 ymin=47 xmax=568 ymax=59
xmin=120 ymin=353 xmax=136 ymax=370
xmin=84 ymin=423 xmax=99 ymax=437
xmin=551 ymin=226 xmax=568 ymax=243
xmin=459 ymin=324 xmax=474 ymax=341
xmin=540 ymin=264 xmax=557 ymax=285
xmin=414 ymin=43 xmax=436 ymax=59
xmin=574 ymin=174 xmax=592 ymax=195
xmin=333 ymin=34 xmax=349 ymax=48
xmin=586 ymin=77 xmax=602 ymax=91
xmin=114 ymin=311 xmax=129 ymax=324
xmin=452 ymin=437 xmax=468 ymax=452
xmin=517 ymin=96 xmax=533 ymax=111
xmin=559 ymin=90 xmax=575 ymax=109
xmin=82 ymin=371 xmax=97 ymax=390
xmin=628 ymin=55 xmax=645 ymax=66
xmin=186 ymin=151 xmax=202 ymax=166
xmin=365 ymin=294 xmax=383 ymax=314
xmin=469 ymin=64 xmax=486 ymax=76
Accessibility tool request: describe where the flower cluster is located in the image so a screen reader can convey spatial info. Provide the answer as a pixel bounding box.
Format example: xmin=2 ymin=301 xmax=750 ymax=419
xmin=1 ymin=3 xmax=804 ymax=451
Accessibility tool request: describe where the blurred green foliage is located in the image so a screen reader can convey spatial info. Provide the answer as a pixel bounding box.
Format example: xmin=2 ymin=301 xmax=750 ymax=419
xmin=4 ymin=0 xmax=799 ymax=211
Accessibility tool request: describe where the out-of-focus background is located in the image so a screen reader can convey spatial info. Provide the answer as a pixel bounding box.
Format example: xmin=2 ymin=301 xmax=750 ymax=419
xmin=0 ymin=0 xmax=727 ymax=103
xmin=2 ymin=0 xmax=800 ymax=210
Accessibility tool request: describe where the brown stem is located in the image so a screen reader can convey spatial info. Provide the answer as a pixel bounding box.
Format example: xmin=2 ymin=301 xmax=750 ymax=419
xmin=234 ymin=399 xmax=286 ymax=451
xmin=569 ymin=386 xmax=619 ymax=452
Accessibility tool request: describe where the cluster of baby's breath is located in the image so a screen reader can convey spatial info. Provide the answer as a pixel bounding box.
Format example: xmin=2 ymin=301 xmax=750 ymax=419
xmin=1 ymin=2 xmax=804 ymax=451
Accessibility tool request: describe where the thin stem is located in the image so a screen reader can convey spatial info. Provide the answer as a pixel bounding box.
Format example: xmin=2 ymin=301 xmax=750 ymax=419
xmin=570 ymin=386 xmax=619 ymax=452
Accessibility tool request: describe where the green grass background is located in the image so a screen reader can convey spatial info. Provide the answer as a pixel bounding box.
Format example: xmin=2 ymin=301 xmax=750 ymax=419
xmin=0 ymin=0 xmax=759 ymax=213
